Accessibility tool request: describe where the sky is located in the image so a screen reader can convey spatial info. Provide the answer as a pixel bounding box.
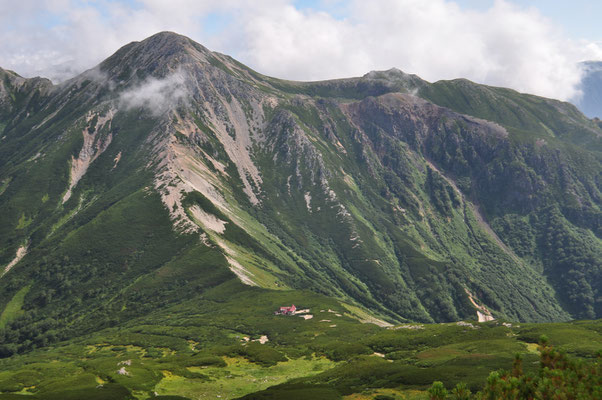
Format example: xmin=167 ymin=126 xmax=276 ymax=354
xmin=0 ymin=0 xmax=601 ymax=102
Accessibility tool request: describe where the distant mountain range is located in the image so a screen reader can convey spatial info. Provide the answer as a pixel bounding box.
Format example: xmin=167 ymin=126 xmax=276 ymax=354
xmin=0 ymin=32 xmax=600 ymax=360
xmin=572 ymin=61 xmax=602 ymax=118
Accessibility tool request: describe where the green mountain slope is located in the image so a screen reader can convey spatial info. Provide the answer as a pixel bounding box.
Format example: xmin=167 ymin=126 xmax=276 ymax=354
xmin=0 ymin=32 xmax=600 ymax=361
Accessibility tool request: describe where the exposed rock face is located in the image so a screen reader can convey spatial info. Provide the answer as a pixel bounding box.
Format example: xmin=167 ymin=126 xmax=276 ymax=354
xmin=63 ymin=110 xmax=115 ymax=203
xmin=0 ymin=31 xmax=600 ymax=350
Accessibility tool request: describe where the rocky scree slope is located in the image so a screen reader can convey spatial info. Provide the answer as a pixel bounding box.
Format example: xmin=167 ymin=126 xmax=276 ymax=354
xmin=0 ymin=32 xmax=600 ymax=355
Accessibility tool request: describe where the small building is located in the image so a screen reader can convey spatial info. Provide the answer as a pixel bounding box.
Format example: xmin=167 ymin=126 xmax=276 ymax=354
xmin=275 ymin=304 xmax=296 ymax=315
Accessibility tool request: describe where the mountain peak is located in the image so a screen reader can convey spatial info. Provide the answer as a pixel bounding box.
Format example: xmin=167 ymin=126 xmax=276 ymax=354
xmin=364 ymin=68 xmax=410 ymax=80
xmin=360 ymin=68 xmax=425 ymax=93
xmin=146 ymin=30 xmax=189 ymax=41
xmin=98 ymin=31 xmax=213 ymax=82
xmin=137 ymin=31 xmax=210 ymax=54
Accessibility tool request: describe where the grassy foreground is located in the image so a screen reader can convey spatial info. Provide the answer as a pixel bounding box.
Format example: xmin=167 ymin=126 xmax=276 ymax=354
xmin=0 ymin=282 xmax=600 ymax=399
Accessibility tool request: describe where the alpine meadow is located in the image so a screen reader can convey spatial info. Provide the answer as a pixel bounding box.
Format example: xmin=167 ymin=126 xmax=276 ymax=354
xmin=0 ymin=32 xmax=600 ymax=399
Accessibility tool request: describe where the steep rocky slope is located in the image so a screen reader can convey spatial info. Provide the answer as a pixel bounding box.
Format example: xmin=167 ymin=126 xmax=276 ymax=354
xmin=0 ymin=32 xmax=600 ymax=355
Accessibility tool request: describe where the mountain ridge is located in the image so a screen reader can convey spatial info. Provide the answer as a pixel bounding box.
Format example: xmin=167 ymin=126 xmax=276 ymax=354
xmin=0 ymin=32 xmax=600 ymax=359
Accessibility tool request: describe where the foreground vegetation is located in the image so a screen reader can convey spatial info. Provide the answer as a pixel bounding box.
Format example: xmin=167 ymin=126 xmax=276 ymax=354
xmin=425 ymin=338 xmax=601 ymax=400
xmin=0 ymin=282 xmax=600 ymax=399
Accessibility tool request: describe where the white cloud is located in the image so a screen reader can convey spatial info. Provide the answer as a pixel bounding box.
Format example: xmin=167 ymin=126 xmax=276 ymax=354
xmin=233 ymin=0 xmax=601 ymax=101
xmin=0 ymin=0 xmax=600 ymax=101
xmin=0 ymin=0 xmax=222 ymax=82
xmin=119 ymin=70 xmax=188 ymax=116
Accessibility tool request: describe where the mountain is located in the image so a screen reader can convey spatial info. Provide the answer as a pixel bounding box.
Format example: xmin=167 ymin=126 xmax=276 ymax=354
xmin=0 ymin=32 xmax=601 ymax=361
xmin=573 ymin=61 xmax=602 ymax=119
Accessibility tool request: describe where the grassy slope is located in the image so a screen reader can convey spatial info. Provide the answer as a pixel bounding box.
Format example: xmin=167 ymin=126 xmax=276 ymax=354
xmin=0 ymin=101 xmax=237 ymax=355
xmin=416 ymin=80 xmax=602 ymax=319
xmin=419 ymin=78 xmax=602 ymax=151
xmin=249 ymin=97 xmax=573 ymax=323
xmin=0 ymin=285 xmax=30 ymax=329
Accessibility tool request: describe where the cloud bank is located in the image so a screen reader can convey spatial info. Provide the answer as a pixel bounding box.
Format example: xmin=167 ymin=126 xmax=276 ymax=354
xmin=0 ymin=0 xmax=600 ymax=101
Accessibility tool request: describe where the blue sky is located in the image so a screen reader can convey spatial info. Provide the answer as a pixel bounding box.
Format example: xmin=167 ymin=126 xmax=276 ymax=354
xmin=0 ymin=0 xmax=600 ymax=101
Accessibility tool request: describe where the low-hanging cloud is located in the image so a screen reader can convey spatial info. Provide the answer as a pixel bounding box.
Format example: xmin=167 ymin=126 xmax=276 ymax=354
xmin=119 ymin=71 xmax=188 ymax=116
xmin=0 ymin=0 xmax=601 ymax=101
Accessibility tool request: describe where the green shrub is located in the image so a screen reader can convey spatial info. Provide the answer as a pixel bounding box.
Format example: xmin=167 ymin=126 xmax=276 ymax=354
xmin=222 ymin=342 xmax=287 ymax=367
xmin=427 ymin=381 xmax=448 ymax=400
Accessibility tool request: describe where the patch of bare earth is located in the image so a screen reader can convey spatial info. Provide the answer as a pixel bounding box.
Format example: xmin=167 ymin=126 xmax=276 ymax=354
xmin=63 ymin=110 xmax=114 ymax=203
xmin=257 ymin=335 xmax=269 ymax=344
xmin=358 ymin=315 xmax=393 ymax=328
xmin=112 ymin=151 xmax=122 ymax=169
xmin=224 ymin=255 xmax=256 ymax=286
xmin=465 ymin=288 xmax=495 ymax=322
xmin=189 ymin=205 xmax=227 ymax=233
xmin=2 ymin=244 xmax=28 ymax=277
